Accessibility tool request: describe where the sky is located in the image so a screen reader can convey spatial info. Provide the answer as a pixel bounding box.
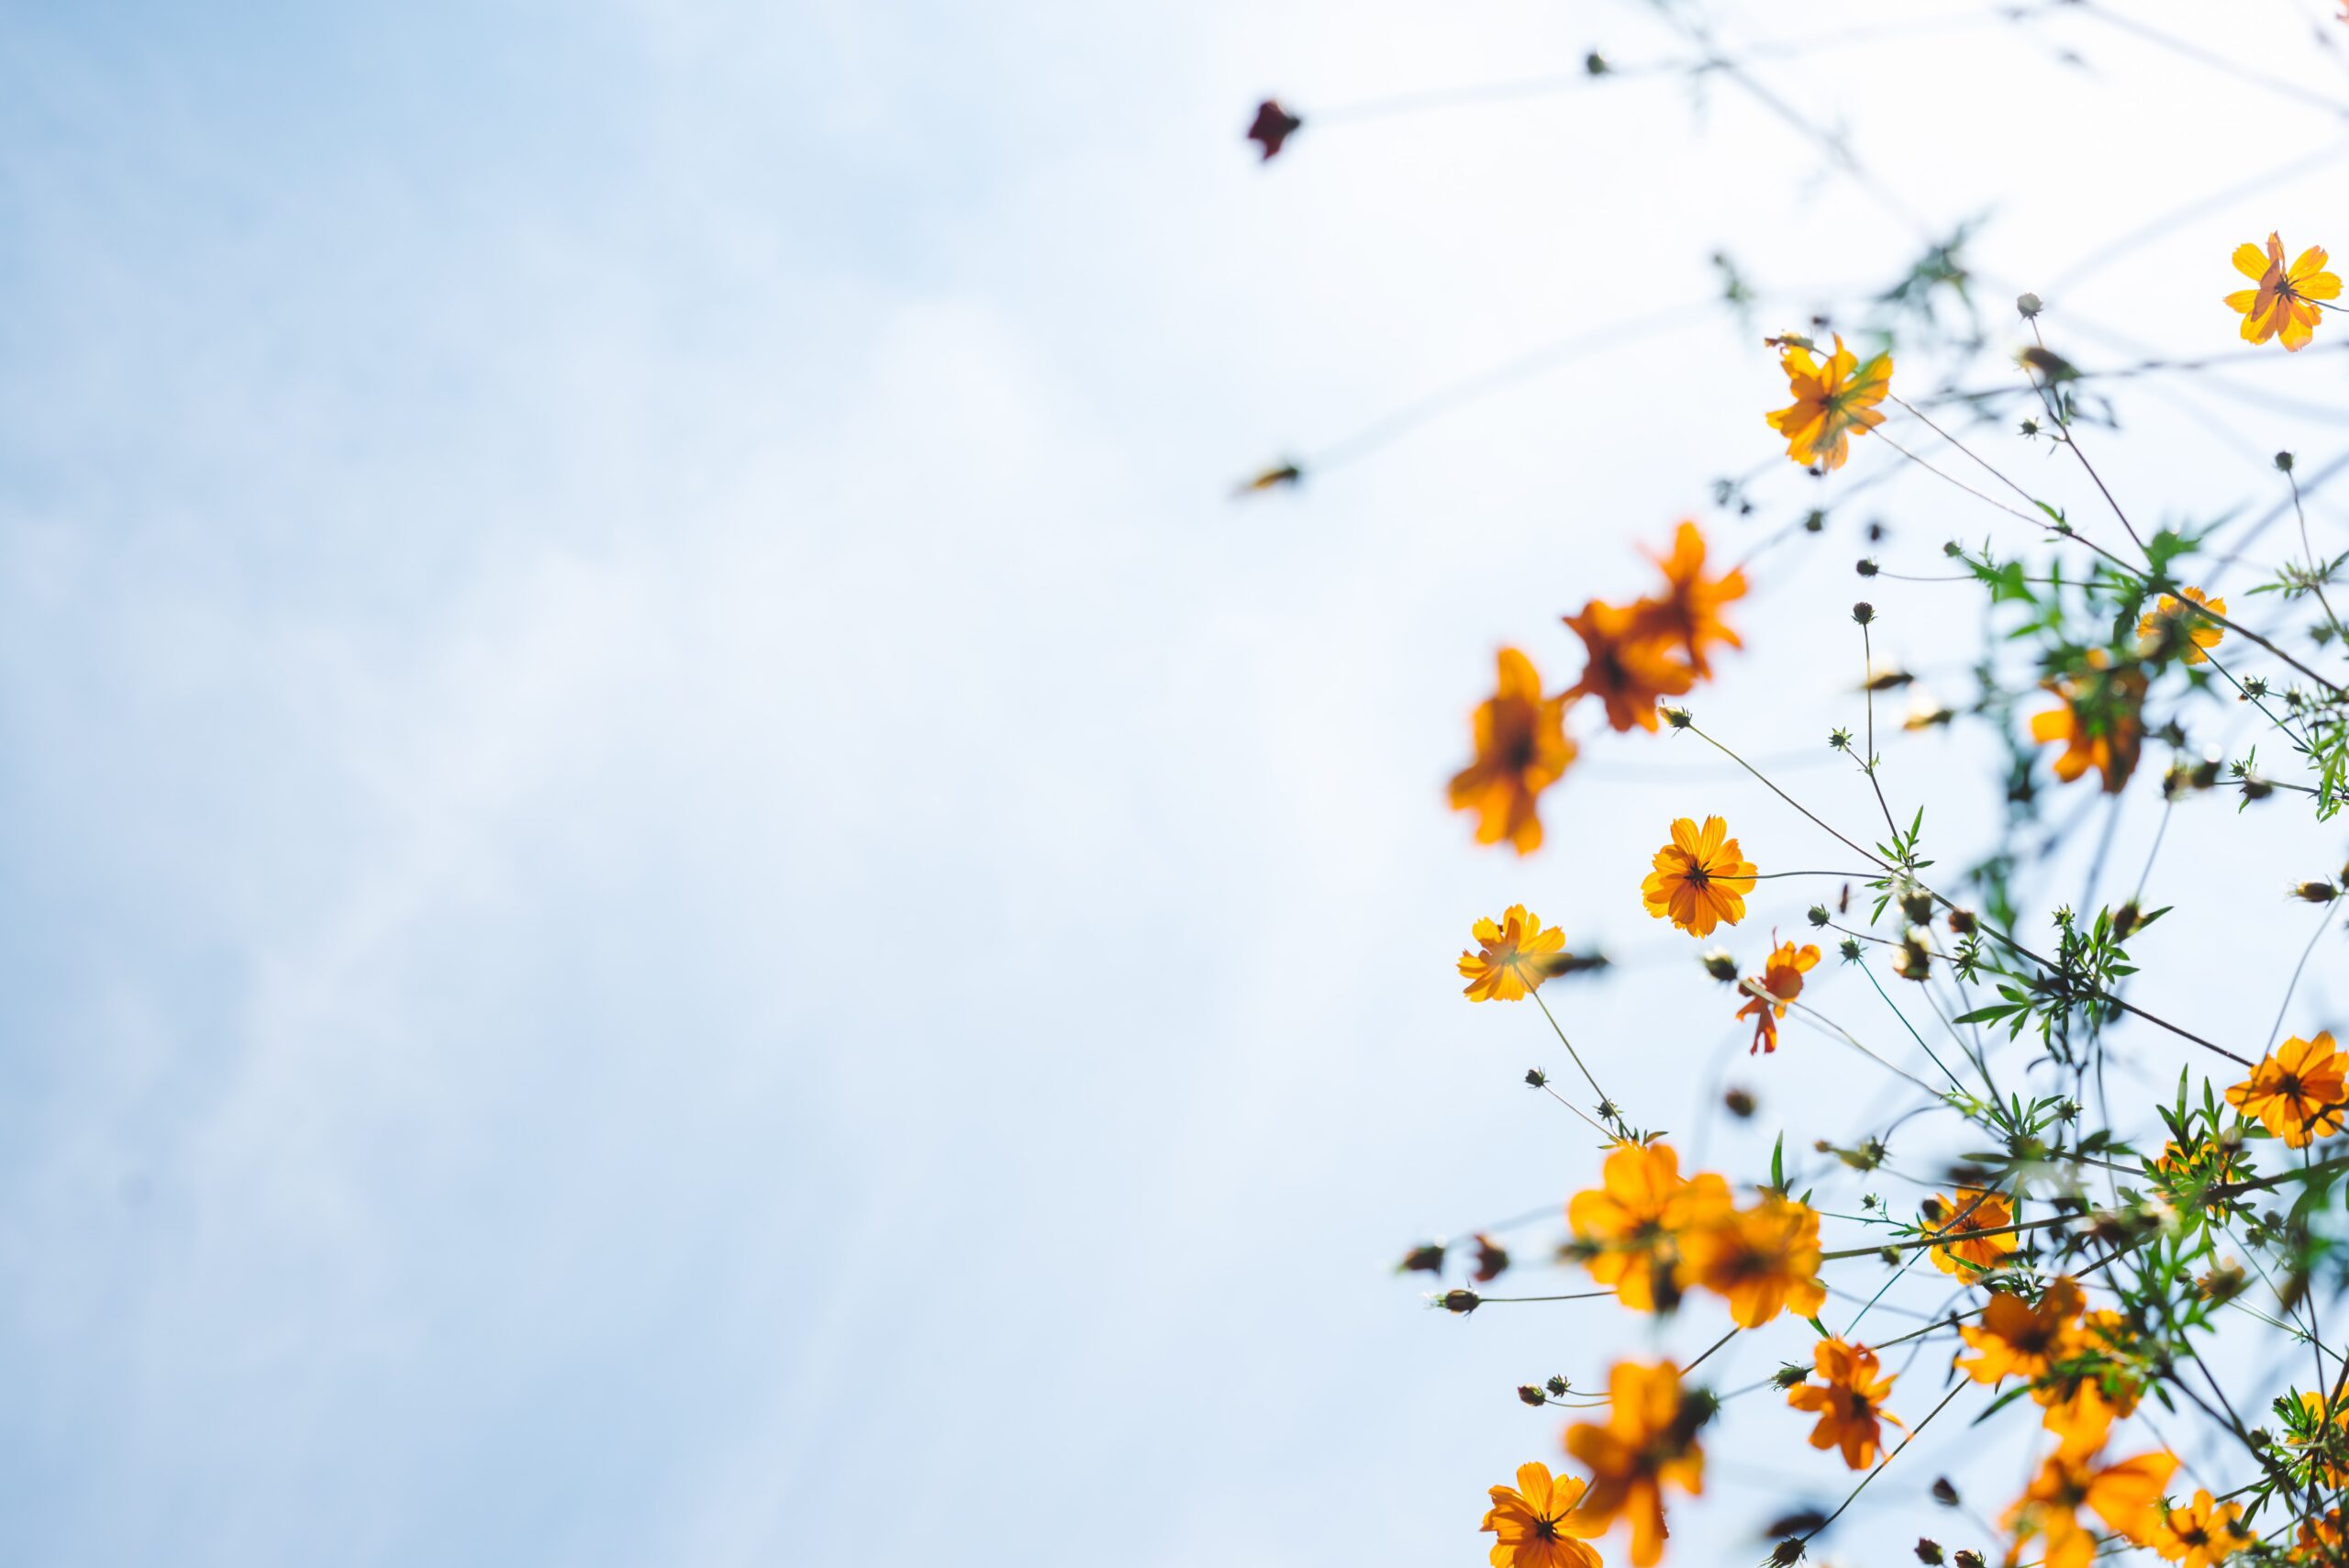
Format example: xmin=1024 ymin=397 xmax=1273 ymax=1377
xmin=2 ymin=1 xmax=2348 ymax=1563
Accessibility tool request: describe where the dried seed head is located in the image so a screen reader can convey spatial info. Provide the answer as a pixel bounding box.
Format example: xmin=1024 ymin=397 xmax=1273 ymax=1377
xmin=1518 ymin=1384 xmax=1548 ymax=1407
xmin=2016 ymin=292 xmax=2043 ymax=318
xmin=1852 ymin=601 xmax=1876 ymax=625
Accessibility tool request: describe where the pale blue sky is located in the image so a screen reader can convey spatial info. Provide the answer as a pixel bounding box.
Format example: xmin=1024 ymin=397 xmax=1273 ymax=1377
xmin=3 ymin=3 xmax=2346 ymax=1563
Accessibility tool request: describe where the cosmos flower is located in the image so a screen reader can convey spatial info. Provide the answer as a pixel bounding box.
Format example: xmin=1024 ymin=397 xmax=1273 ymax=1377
xmin=1785 ymin=1338 xmax=1901 ymax=1470
xmin=1452 ymin=648 xmax=1575 ymax=854
xmin=2226 ymin=232 xmax=2340 ymax=351
xmin=1956 ymin=1278 xmax=2086 ymax=1385
xmin=1459 ymin=905 xmax=1571 ymax=1003
xmin=1921 ymin=1188 xmax=2018 ymax=1277
xmin=1563 ymin=600 xmax=1696 ymax=734
xmin=1625 ymin=522 xmax=1746 ymax=679
xmin=1565 ymin=1140 xmax=1732 ymax=1313
xmin=2145 ymin=1491 xmax=2253 ymax=1568
xmin=2136 ymin=586 xmax=2226 ymax=665
xmin=1765 ymin=332 xmax=1892 ymax=470
xmin=1480 ymin=1461 xmax=1606 ymax=1568
xmin=2029 ymin=660 xmax=2146 ymax=794
xmin=1678 ymin=1194 xmax=1827 ymax=1328
xmin=2226 ymin=1032 xmax=2349 ymax=1149
xmin=2003 ymin=1444 xmax=2176 ymax=1568
xmin=1562 ymin=1361 xmax=1707 ymax=1568
xmin=1640 ymin=816 xmax=1757 ymax=938
xmin=1734 ymin=934 xmax=1820 ymax=1054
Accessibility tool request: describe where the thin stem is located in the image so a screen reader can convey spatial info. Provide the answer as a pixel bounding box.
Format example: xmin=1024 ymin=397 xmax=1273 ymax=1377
xmin=2267 ymin=896 xmax=2341 ymax=1050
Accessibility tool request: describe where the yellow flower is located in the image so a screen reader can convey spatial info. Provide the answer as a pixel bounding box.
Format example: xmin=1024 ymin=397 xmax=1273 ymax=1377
xmin=1452 ymin=648 xmax=1576 ymax=855
xmin=2029 ymin=659 xmax=2145 ymax=794
xmin=1679 ymin=1194 xmax=1827 ymax=1327
xmin=1562 ymin=600 xmax=1696 ymax=734
xmin=1786 ymin=1338 xmax=1902 ymax=1470
xmin=1480 ymin=1461 xmax=1606 ymax=1568
xmin=2294 ymin=1508 xmax=2344 ymax=1564
xmin=1640 ymin=816 xmax=1757 ymax=938
xmin=2226 ymin=232 xmax=2341 ymax=351
xmin=1565 ymin=1140 xmax=1731 ymax=1313
xmin=1956 ymin=1277 xmax=2084 ymax=1385
xmin=1459 ymin=905 xmax=1570 ymax=1003
xmin=1921 ymin=1187 xmax=2018 ymax=1276
xmin=2145 ymin=1490 xmax=2253 ymax=1568
xmin=2137 ymin=586 xmax=2226 ymax=665
xmin=1766 ymin=332 xmax=1892 ymax=470
xmin=2288 ymin=1390 xmax=2349 ymax=1485
xmin=2226 ymin=1032 xmax=2349 ymax=1148
xmin=1624 ymin=522 xmax=1746 ymax=679
xmin=1734 ymin=933 xmax=1820 ymax=1054
xmin=1563 ymin=1361 xmax=1706 ymax=1568
xmin=2004 ymin=1445 xmax=2177 ymax=1568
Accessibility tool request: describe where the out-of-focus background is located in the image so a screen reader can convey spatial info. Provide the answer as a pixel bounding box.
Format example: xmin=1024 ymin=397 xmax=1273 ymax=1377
xmin=3 ymin=2 xmax=2345 ymax=1562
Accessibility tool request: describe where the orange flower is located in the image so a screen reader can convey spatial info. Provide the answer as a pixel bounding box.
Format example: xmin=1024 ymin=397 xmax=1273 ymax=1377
xmin=1679 ymin=1194 xmax=1827 ymax=1327
xmin=2004 ymin=1445 xmax=2176 ymax=1568
xmin=1735 ymin=933 xmax=1820 ymax=1054
xmin=2029 ymin=660 xmax=2146 ymax=794
xmin=2294 ymin=1508 xmax=2343 ymax=1564
xmin=2040 ymin=1379 xmax=2137 ymax=1459
xmin=1459 ymin=905 xmax=1570 ymax=1003
xmin=1452 ymin=648 xmax=1576 ymax=854
xmin=2226 ymin=232 xmax=2341 ymax=351
xmin=1566 ymin=1140 xmax=1731 ymax=1312
xmin=1640 ymin=816 xmax=1757 ymax=938
xmin=2226 ymin=1032 xmax=2349 ymax=1148
xmin=2288 ymin=1391 xmax=2349 ymax=1485
xmin=1921 ymin=1188 xmax=2018 ymax=1276
xmin=1766 ymin=332 xmax=1892 ymax=470
xmin=2146 ymin=1490 xmax=2252 ymax=1568
xmin=1562 ymin=600 xmax=1695 ymax=734
xmin=2136 ymin=586 xmax=2227 ymax=665
xmin=1625 ymin=522 xmax=1745 ymax=679
xmin=1957 ymin=1278 xmax=2086 ymax=1385
xmin=1480 ymin=1461 xmax=1606 ymax=1568
xmin=1563 ymin=1361 xmax=1707 ymax=1568
xmin=1786 ymin=1339 xmax=1902 ymax=1469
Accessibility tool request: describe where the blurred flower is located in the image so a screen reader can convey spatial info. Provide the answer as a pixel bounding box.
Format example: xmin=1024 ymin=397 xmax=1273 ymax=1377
xmin=1735 ymin=934 xmax=1820 ymax=1053
xmin=2295 ymin=1508 xmax=2344 ymax=1563
xmin=2002 ymin=1444 xmax=2176 ymax=1568
xmin=1563 ymin=600 xmax=1695 ymax=733
xmin=1921 ymin=1187 xmax=2018 ymax=1276
xmin=1956 ymin=1278 xmax=2084 ymax=1385
xmin=1641 ymin=816 xmax=1757 ymax=938
xmin=1480 ymin=1461 xmax=1605 ymax=1568
xmin=1233 ymin=460 xmax=1302 ymax=495
xmin=1566 ymin=1140 xmax=1731 ymax=1312
xmin=1471 ymin=1233 xmax=1512 ymax=1284
xmin=2137 ymin=586 xmax=2226 ymax=664
xmin=1563 ymin=1361 xmax=1707 ymax=1568
xmin=2226 ymin=1032 xmax=2349 ymax=1148
xmin=1626 ymin=522 xmax=1746 ymax=678
xmin=1680 ymin=1195 xmax=1826 ymax=1327
xmin=2288 ymin=1391 xmax=2349 ymax=1485
xmin=2040 ymin=1379 xmax=2136 ymax=1459
xmin=1786 ymin=1339 xmax=1901 ymax=1469
xmin=2226 ymin=232 xmax=2339 ymax=351
xmin=1765 ymin=333 xmax=1892 ymax=470
xmin=1460 ymin=905 xmax=1571 ymax=1003
xmin=1452 ymin=649 xmax=1575 ymax=854
xmin=2029 ymin=660 xmax=2145 ymax=794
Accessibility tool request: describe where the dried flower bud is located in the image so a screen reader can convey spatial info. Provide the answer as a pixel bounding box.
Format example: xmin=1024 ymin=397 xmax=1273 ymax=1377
xmin=1932 ymin=1477 xmax=1961 ymax=1507
xmin=1471 ymin=1235 xmax=1510 ymax=1283
xmin=1524 ymin=1067 xmax=1548 ymax=1088
xmin=1852 ymin=601 xmax=1876 ymax=625
xmin=2198 ymin=1260 xmax=2247 ymax=1303
xmin=1954 ymin=1551 xmax=1987 ymax=1568
xmin=1857 ymin=557 xmax=1879 ymax=577
xmin=1438 ymin=1288 xmax=1480 ymax=1315
xmin=2277 ymin=450 xmax=2297 ymax=473
xmin=1807 ymin=904 xmax=1831 ymax=927
xmin=1724 ymin=1086 xmax=1757 ymax=1118
xmin=2111 ymin=901 xmax=2142 ymax=940
xmin=1664 ymin=705 xmax=1693 ymax=729
xmin=1769 ymin=1540 xmax=1806 ymax=1568
xmin=1702 ymin=948 xmax=1740 ymax=982
xmin=2016 ymin=292 xmax=2043 ymax=318
xmin=1518 ymin=1384 xmax=1548 ymax=1407
xmin=1917 ymin=1541 xmax=1946 ymax=1565
xmin=1900 ymin=886 xmax=1935 ymax=924
xmin=2292 ymin=880 xmax=2340 ymax=904
xmin=1399 ymin=1242 xmax=1447 ymax=1274
xmin=1894 ymin=927 xmax=1932 ymax=981
xmin=1946 ymin=907 xmax=1976 ymax=935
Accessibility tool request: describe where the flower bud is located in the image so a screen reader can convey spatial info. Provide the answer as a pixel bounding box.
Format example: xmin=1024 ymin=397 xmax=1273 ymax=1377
xmin=2277 ymin=450 xmax=2297 ymax=473
xmin=1724 ymin=1086 xmax=1757 ymax=1118
xmin=1769 ymin=1540 xmax=1806 ymax=1568
xmin=1894 ymin=927 xmax=1932 ymax=981
xmin=1524 ymin=1067 xmax=1548 ymax=1088
xmin=1900 ymin=886 xmax=1935 ymax=924
xmin=1518 ymin=1385 xmax=1548 ymax=1407
xmin=2292 ymin=880 xmax=2340 ymax=904
xmin=1471 ymin=1235 xmax=1510 ymax=1283
xmin=1702 ymin=948 xmax=1740 ymax=982
xmin=1545 ymin=1374 xmax=1571 ymax=1396
xmin=1399 ymin=1242 xmax=1447 ymax=1275
xmin=1932 ymin=1478 xmax=1960 ymax=1507
xmin=1438 ymin=1289 xmax=1480 ymax=1315
xmin=1954 ymin=1552 xmax=1987 ymax=1568
xmin=2111 ymin=901 xmax=2141 ymax=940
xmin=1857 ymin=557 xmax=1879 ymax=577
xmin=2016 ymin=292 xmax=2043 ymax=318
xmin=1946 ymin=907 xmax=1976 ymax=935
xmin=1852 ymin=601 xmax=1876 ymax=625
xmin=1917 ymin=1541 xmax=1946 ymax=1565
xmin=1808 ymin=904 xmax=1831 ymax=927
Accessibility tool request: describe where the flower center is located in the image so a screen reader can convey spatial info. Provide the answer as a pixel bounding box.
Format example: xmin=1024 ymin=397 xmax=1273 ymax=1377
xmin=1533 ymin=1515 xmax=1561 ymax=1540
